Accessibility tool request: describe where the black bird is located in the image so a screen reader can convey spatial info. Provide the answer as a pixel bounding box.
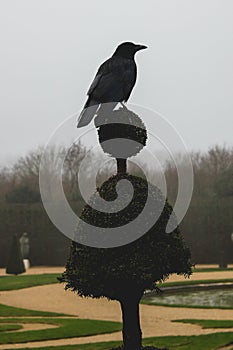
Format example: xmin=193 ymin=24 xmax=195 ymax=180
xmin=77 ymin=42 xmax=147 ymax=128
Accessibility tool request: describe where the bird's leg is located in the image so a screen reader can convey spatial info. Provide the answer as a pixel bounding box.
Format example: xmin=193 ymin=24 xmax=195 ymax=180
xmin=120 ymin=102 xmax=128 ymax=110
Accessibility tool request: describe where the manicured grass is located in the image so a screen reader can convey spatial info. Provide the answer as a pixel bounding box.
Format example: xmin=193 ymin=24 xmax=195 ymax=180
xmin=143 ymin=333 xmax=233 ymax=350
xmin=173 ymin=319 xmax=233 ymax=329
xmin=0 ymin=324 xmax=23 ymax=332
xmin=0 ymin=317 xmax=122 ymax=344
xmin=5 ymin=343 xmax=121 ymax=350
xmin=0 ymin=274 xmax=59 ymax=291
xmin=0 ymin=304 xmax=68 ymax=317
xmin=193 ymin=267 xmax=233 ymax=273
xmin=7 ymin=332 xmax=233 ymax=350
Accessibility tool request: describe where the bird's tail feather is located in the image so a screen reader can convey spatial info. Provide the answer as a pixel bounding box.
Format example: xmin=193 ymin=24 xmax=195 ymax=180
xmin=77 ymin=99 xmax=99 ymax=128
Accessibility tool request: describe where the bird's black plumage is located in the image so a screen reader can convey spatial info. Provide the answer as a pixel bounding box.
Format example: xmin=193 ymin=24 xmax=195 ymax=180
xmin=77 ymin=42 xmax=147 ymax=128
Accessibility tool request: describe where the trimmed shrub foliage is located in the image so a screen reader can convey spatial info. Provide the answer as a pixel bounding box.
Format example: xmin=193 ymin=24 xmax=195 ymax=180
xmin=60 ymin=174 xmax=192 ymax=300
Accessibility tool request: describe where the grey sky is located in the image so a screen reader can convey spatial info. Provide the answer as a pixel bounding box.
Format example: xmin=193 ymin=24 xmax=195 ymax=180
xmin=1 ymin=0 xmax=233 ymax=166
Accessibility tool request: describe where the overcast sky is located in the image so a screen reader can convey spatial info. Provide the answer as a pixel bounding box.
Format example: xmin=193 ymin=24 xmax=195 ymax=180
xmin=1 ymin=0 xmax=233 ymax=166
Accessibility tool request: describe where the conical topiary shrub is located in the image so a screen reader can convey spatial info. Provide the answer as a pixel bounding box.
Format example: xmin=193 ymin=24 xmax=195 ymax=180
xmin=6 ymin=234 xmax=25 ymax=275
xmin=60 ymin=174 xmax=192 ymax=350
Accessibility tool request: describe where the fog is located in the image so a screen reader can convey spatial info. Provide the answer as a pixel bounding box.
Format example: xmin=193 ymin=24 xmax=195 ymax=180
xmin=1 ymin=0 xmax=233 ymax=165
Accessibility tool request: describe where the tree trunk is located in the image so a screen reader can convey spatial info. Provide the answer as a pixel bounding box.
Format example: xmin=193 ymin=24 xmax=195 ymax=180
xmin=120 ymin=293 xmax=142 ymax=350
xmin=117 ymin=158 xmax=127 ymax=174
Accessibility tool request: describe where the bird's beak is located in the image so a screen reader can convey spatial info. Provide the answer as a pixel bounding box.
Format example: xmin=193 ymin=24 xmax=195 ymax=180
xmin=135 ymin=44 xmax=148 ymax=51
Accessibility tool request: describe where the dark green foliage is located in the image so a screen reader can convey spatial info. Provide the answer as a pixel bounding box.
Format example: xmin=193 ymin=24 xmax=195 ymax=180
xmin=6 ymin=186 xmax=40 ymax=204
xmin=61 ymin=174 xmax=192 ymax=349
xmin=96 ymin=108 xmax=147 ymax=158
xmin=6 ymin=235 xmax=25 ymax=275
xmin=80 ymin=173 xmax=149 ymax=229
xmin=60 ymin=174 xmax=192 ymax=301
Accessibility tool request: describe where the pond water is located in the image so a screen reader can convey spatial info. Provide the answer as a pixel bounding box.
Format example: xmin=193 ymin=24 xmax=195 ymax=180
xmin=144 ymin=288 xmax=233 ymax=308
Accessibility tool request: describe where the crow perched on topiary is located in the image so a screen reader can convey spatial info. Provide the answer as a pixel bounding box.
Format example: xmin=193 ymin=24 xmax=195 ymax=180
xmin=77 ymin=42 xmax=147 ymax=128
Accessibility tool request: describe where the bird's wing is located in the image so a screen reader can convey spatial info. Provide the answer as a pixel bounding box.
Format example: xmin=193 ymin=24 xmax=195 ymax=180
xmin=77 ymin=57 xmax=136 ymax=128
xmin=86 ymin=58 xmax=113 ymax=96
xmin=86 ymin=57 xmax=136 ymax=103
xmin=87 ymin=74 xmax=102 ymax=96
xmin=77 ymin=103 xmax=99 ymax=128
xmin=121 ymin=65 xmax=137 ymax=102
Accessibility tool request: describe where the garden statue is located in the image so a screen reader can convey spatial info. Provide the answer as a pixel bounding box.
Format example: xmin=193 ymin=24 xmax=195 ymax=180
xmin=19 ymin=232 xmax=30 ymax=270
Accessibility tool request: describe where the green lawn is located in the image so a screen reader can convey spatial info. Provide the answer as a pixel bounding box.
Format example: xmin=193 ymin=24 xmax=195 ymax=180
xmin=5 ymin=332 xmax=233 ymax=350
xmin=0 ymin=317 xmax=122 ymax=344
xmin=173 ymin=319 xmax=233 ymax=329
xmin=143 ymin=333 xmax=233 ymax=350
xmin=193 ymin=267 xmax=233 ymax=273
xmin=0 ymin=303 xmax=68 ymax=317
xmin=0 ymin=274 xmax=60 ymax=291
xmin=0 ymin=324 xmax=23 ymax=332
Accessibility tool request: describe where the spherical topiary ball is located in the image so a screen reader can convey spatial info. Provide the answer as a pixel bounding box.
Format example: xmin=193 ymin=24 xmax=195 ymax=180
xmin=95 ymin=107 xmax=147 ymax=159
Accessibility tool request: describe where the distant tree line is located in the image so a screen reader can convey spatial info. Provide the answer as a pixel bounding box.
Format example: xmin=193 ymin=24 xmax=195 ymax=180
xmin=0 ymin=144 xmax=232 ymax=267
xmin=164 ymin=145 xmax=233 ymax=265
